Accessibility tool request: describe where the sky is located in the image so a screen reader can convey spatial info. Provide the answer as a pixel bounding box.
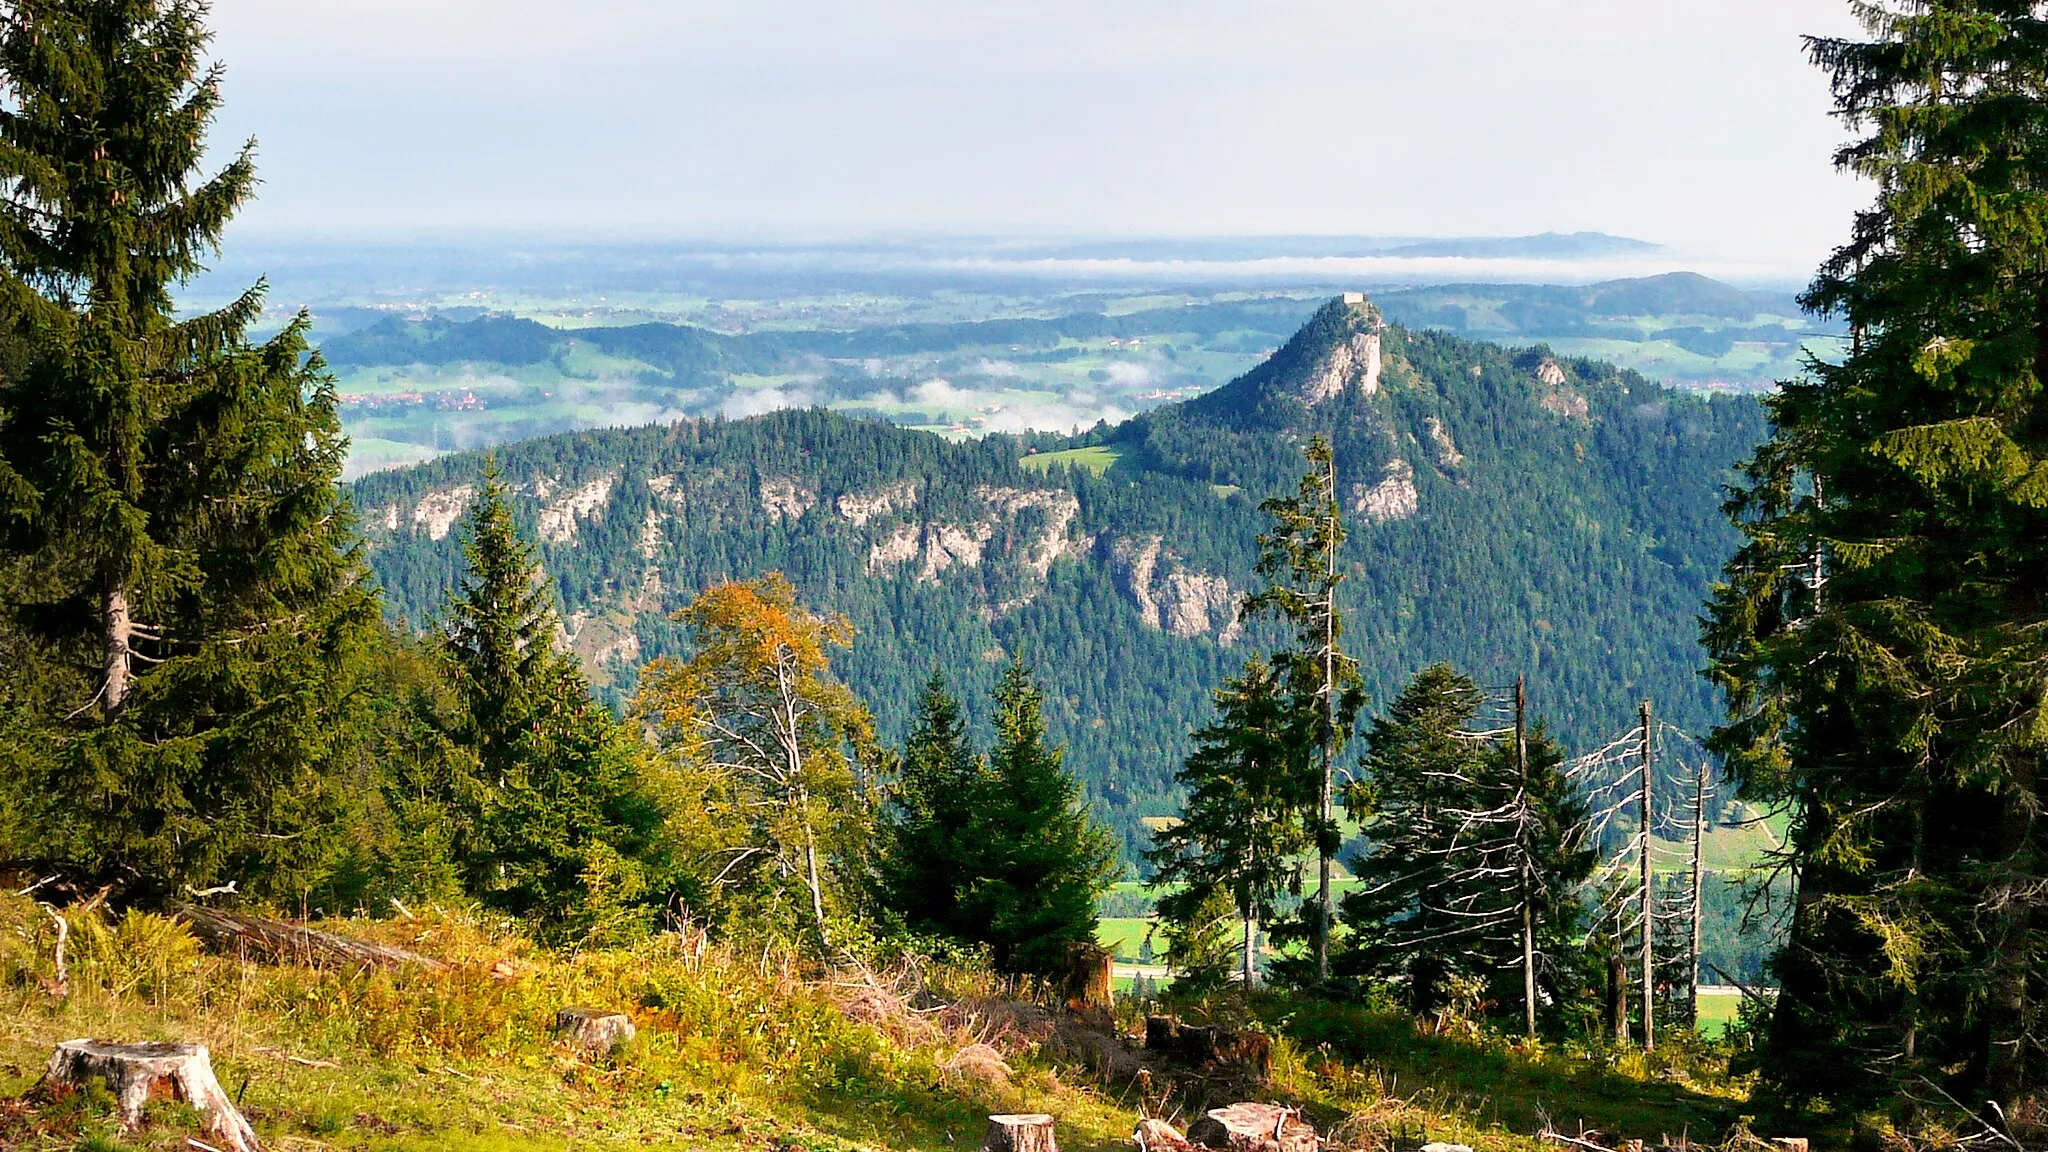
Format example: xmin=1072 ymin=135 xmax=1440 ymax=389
xmin=206 ymin=1 xmax=1870 ymax=275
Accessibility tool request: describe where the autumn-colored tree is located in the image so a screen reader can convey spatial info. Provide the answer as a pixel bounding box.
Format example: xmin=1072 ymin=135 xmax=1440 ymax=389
xmin=637 ymin=574 xmax=880 ymax=945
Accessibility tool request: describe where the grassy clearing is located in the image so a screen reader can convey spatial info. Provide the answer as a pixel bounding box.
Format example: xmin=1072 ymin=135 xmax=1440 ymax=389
xmin=0 ymin=895 xmax=1762 ymax=1152
xmin=1695 ymin=990 xmax=1744 ymax=1038
xmin=1021 ymin=446 xmax=1123 ymax=476
xmin=1097 ymin=918 xmax=1156 ymax=962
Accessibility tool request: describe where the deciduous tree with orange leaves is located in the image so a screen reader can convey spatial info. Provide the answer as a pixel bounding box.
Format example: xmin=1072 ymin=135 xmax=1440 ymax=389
xmin=636 ymin=574 xmax=883 ymax=946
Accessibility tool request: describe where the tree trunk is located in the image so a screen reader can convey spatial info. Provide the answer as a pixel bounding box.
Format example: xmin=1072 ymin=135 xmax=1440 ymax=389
xmin=780 ymin=666 xmax=831 ymax=948
xmin=1638 ymin=699 xmax=1655 ymax=1052
xmin=1242 ymin=912 xmax=1257 ymax=987
xmin=983 ymin=1113 xmax=1058 ymax=1152
xmin=103 ymin=584 xmax=133 ymax=715
xmin=1607 ymin=947 xmax=1629 ymax=1046
xmin=1982 ymin=760 xmax=2036 ymax=1120
xmin=171 ymin=902 xmax=447 ymax=970
xmin=44 ymin=1039 xmax=259 ymax=1152
xmin=1518 ymin=676 xmax=1535 ymax=1038
xmin=1133 ymin=1118 xmax=1192 ymax=1152
xmin=1316 ymin=449 xmax=1338 ymax=986
xmin=1521 ymin=882 xmax=1537 ymax=1038
xmin=802 ymin=815 xmax=829 ymax=946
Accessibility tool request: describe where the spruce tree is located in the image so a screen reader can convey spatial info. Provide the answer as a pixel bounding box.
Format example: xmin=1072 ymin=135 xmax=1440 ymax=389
xmin=1245 ymin=434 xmax=1365 ymax=983
xmin=435 ymin=468 xmax=663 ymax=942
xmin=973 ymin=659 xmax=1118 ymax=978
xmin=879 ymin=670 xmax=994 ymax=942
xmin=1340 ymin=665 xmax=1591 ymax=1025
xmin=1703 ymin=2 xmax=2048 ymax=1118
xmin=1147 ymin=656 xmax=1313 ymax=986
xmin=0 ymin=0 xmax=377 ymax=898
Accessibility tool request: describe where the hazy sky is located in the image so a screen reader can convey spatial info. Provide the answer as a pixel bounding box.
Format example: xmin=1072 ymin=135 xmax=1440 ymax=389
xmin=206 ymin=1 xmax=1868 ymax=273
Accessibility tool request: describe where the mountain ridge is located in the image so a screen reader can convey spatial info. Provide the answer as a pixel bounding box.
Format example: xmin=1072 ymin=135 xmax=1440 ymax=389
xmin=350 ymin=295 xmax=1766 ymax=854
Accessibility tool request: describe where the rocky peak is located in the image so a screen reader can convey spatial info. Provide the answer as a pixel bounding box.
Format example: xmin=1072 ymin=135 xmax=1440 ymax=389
xmin=1304 ymin=295 xmax=1385 ymax=405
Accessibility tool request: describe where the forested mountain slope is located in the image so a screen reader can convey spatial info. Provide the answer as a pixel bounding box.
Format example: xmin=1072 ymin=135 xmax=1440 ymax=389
xmin=352 ymin=297 xmax=1766 ymax=856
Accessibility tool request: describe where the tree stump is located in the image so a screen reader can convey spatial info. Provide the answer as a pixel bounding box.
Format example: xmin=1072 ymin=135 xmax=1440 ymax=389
xmin=553 ymin=1007 xmax=636 ymax=1053
xmin=43 ymin=1039 xmax=260 ymax=1152
xmin=1059 ymin=941 xmax=1115 ymax=1022
xmin=1186 ymin=1103 xmax=1317 ymax=1152
xmin=1145 ymin=1014 xmax=1180 ymax=1051
xmin=1134 ymin=1117 xmax=1193 ymax=1152
xmin=983 ymin=1112 xmax=1058 ymax=1152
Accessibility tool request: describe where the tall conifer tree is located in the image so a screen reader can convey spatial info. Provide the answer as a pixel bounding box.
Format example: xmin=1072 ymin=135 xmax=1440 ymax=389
xmin=0 ymin=0 xmax=376 ymax=897
xmin=434 ymin=468 xmax=663 ymax=941
xmin=1705 ymin=1 xmax=2048 ymax=1117
xmin=1246 ymin=434 xmax=1365 ymax=983
xmin=1340 ymin=665 xmax=1591 ymax=1024
xmin=974 ymin=659 xmax=1118 ymax=978
xmin=1148 ymin=657 xmax=1313 ymax=986
xmin=879 ymin=671 xmax=993 ymax=941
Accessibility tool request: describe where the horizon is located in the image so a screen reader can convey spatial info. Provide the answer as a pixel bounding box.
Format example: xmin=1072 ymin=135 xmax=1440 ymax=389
xmin=206 ymin=0 xmax=1868 ymax=275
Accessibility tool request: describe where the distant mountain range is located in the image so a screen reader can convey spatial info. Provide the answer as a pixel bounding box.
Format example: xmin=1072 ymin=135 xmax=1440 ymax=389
xmin=350 ymin=294 xmax=1766 ymax=858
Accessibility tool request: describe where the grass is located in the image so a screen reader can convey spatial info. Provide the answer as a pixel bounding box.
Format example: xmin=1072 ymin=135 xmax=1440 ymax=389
xmin=1695 ymin=989 xmax=1744 ymax=1038
xmin=0 ymin=894 xmax=1766 ymax=1152
xmin=1262 ymin=994 xmax=1748 ymax=1145
xmin=1097 ymin=917 xmax=1156 ymax=962
xmin=1021 ymin=446 xmax=1123 ymax=476
xmin=0 ymin=895 xmax=1132 ymax=1152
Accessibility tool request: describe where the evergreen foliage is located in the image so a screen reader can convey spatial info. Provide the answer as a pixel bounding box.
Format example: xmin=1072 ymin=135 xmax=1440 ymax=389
xmin=1147 ymin=656 xmax=1313 ymax=986
xmin=1703 ymin=2 xmax=2048 ymax=1118
xmin=1245 ymin=433 xmax=1367 ymax=980
xmin=974 ymin=660 xmax=1119 ymax=977
xmin=878 ymin=672 xmax=993 ymax=943
xmin=0 ymin=0 xmax=377 ymax=899
xmin=1339 ymin=665 xmax=1594 ymax=1029
xmin=426 ymin=469 xmax=666 ymax=942
xmin=352 ymin=309 xmax=1767 ymax=861
xmin=1159 ymin=887 xmax=1239 ymax=997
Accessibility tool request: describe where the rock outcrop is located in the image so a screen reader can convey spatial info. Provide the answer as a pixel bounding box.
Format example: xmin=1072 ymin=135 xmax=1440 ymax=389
xmin=759 ymin=476 xmax=818 ymax=522
xmin=978 ymin=485 xmax=1080 ymax=577
xmin=1352 ymin=459 xmax=1419 ymax=524
xmin=1425 ymin=416 xmax=1466 ymax=469
xmin=538 ymin=475 xmax=614 ymax=544
xmin=1304 ymin=329 xmax=1382 ymax=405
xmin=861 ymin=485 xmax=1078 ymax=593
xmin=1109 ymin=536 xmax=1240 ymax=643
xmin=836 ymin=482 xmax=918 ymax=527
xmin=1537 ymin=358 xmax=1591 ymax=423
xmin=411 ymin=486 xmax=475 ymax=541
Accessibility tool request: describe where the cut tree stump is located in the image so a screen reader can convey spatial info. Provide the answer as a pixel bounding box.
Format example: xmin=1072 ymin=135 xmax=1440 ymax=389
xmin=553 ymin=1007 xmax=636 ymax=1053
xmin=1145 ymin=1015 xmax=1179 ymax=1051
xmin=1059 ymin=941 xmax=1115 ymax=1019
xmin=43 ymin=1039 xmax=260 ymax=1152
xmin=171 ymin=902 xmax=446 ymax=971
xmin=983 ymin=1112 xmax=1058 ymax=1152
xmin=1186 ymin=1102 xmax=1317 ymax=1152
xmin=1134 ymin=1117 xmax=1193 ymax=1152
